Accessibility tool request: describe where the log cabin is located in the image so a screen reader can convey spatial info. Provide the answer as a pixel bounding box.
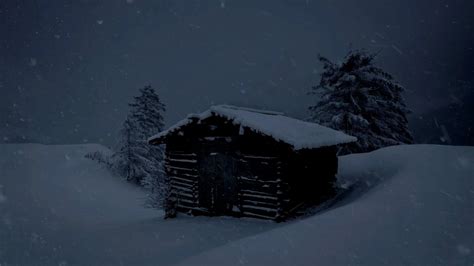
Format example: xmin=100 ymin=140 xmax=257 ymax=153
xmin=148 ymin=105 xmax=356 ymax=221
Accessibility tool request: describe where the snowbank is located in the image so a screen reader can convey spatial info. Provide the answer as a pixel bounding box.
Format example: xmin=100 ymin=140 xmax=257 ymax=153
xmin=0 ymin=144 xmax=278 ymax=265
xmin=180 ymin=145 xmax=474 ymax=265
xmin=1 ymin=144 xmax=472 ymax=265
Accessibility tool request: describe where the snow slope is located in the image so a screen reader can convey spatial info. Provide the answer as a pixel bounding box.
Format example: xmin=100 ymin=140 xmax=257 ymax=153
xmin=0 ymin=144 xmax=473 ymax=265
xmin=0 ymin=144 xmax=278 ymax=265
xmin=182 ymin=145 xmax=474 ymax=265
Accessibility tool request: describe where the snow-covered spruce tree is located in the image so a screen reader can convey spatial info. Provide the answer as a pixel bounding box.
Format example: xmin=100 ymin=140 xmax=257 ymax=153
xmin=112 ymin=85 xmax=167 ymax=208
xmin=309 ymin=50 xmax=413 ymax=154
xmin=113 ymin=118 xmax=145 ymax=183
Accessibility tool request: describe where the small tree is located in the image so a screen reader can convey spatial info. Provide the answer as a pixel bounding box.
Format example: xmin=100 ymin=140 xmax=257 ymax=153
xmin=112 ymin=85 xmax=167 ymax=208
xmin=112 ymin=117 xmax=152 ymax=184
xmin=309 ymin=50 xmax=413 ymax=154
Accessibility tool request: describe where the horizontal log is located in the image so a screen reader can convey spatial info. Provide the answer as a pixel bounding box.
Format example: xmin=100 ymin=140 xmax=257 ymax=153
xmin=241 ymin=212 xmax=276 ymax=220
xmin=238 ymin=176 xmax=281 ymax=184
xmin=240 ymin=189 xmax=289 ymax=203
xmin=172 ymin=188 xmax=195 ymax=197
xmin=189 ymin=206 xmax=210 ymax=213
xmin=239 ymin=181 xmax=281 ymax=193
xmin=170 ymin=176 xmax=197 ymax=184
xmin=236 ymin=165 xmax=283 ymax=178
xmin=237 ymin=160 xmax=282 ymax=168
xmin=166 ymin=160 xmax=198 ymax=170
xmin=171 ymin=191 xmax=196 ymax=201
xmin=242 ymin=204 xmax=278 ymax=213
xmin=167 ymin=151 xmax=197 ymax=156
xmin=170 ymin=179 xmax=195 ymax=189
xmin=166 ymin=159 xmax=197 ymax=167
xmin=177 ymin=198 xmax=198 ymax=205
xmin=241 ymin=207 xmax=277 ymax=218
xmin=244 ymin=169 xmax=283 ymax=178
xmin=240 ymin=189 xmax=277 ymax=197
xmin=170 ymin=185 xmax=194 ymax=193
xmin=241 ymin=154 xmax=279 ymax=160
xmin=168 ymin=175 xmax=198 ymax=185
xmin=176 ymin=202 xmax=197 ymax=210
xmin=239 ymin=178 xmax=289 ymax=188
xmin=240 ymin=193 xmax=278 ymax=202
xmin=167 ymin=157 xmax=198 ymax=163
xmin=166 ymin=165 xmax=198 ymax=174
xmin=170 ymin=179 xmax=195 ymax=187
xmin=166 ymin=153 xmax=197 ymax=161
xmin=241 ymin=199 xmax=278 ymax=209
xmin=170 ymin=172 xmax=199 ymax=179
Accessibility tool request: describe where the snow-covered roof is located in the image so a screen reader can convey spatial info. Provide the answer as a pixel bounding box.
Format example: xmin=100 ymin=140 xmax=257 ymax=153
xmin=148 ymin=105 xmax=357 ymax=150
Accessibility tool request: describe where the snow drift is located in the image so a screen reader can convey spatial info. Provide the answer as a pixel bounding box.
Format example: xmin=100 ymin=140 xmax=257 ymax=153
xmin=0 ymin=143 xmax=473 ymax=265
xmin=181 ymin=144 xmax=474 ymax=265
xmin=0 ymin=144 xmax=277 ymax=265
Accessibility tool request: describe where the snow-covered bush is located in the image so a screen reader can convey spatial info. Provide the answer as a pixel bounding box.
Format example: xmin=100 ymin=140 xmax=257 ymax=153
xmin=84 ymin=150 xmax=113 ymax=168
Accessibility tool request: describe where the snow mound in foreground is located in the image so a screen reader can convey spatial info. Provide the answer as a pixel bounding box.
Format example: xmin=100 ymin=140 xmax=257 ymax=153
xmin=0 ymin=144 xmax=155 ymax=225
xmin=0 ymin=144 xmax=156 ymax=264
xmin=0 ymin=144 xmax=472 ymax=265
xmin=181 ymin=144 xmax=474 ymax=266
xmin=0 ymin=144 xmax=275 ymax=265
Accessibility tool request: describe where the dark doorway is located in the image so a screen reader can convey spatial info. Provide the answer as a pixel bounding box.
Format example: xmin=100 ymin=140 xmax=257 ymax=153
xmin=199 ymin=151 xmax=238 ymax=215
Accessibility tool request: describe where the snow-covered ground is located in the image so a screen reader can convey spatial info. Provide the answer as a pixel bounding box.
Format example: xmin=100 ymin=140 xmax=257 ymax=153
xmin=184 ymin=144 xmax=474 ymax=265
xmin=0 ymin=144 xmax=278 ymax=265
xmin=0 ymin=144 xmax=473 ymax=265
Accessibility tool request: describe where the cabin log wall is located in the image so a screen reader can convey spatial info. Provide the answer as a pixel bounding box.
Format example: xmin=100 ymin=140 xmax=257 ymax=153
xmin=162 ymin=115 xmax=338 ymax=221
xmin=164 ymin=136 xmax=203 ymax=216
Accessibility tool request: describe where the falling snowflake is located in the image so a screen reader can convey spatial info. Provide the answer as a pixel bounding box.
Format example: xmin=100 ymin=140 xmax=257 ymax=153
xmin=456 ymin=245 xmax=471 ymax=255
xmin=29 ymin=58 xmax=37 ymax=67
xmin=0 ymin=185 xmax=6 ymax=203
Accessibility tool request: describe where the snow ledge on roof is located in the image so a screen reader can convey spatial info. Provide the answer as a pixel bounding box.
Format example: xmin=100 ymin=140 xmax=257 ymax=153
xmin=149 ymin=105 xmax=357 ymax=150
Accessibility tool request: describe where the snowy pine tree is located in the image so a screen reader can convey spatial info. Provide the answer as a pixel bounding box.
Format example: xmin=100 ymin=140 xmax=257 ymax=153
xmin=112 ymin=85 xmax=167 ymax=208
xmin=113 ymin=117 xmax=148 ymax=184
xmin=309 ymin=50 xmax=414 ymax=154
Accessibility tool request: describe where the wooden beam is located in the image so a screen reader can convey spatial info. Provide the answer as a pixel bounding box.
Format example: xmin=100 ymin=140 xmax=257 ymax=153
xmin=170 ymin=176 xmax=198 ymax=184
xmin=170 ymin=180 xmax=195 ymax=189
xmin=166 ymin=165 xmax=198 ymax=173
xmin=241 ymin=211 xmax=276 ymax=220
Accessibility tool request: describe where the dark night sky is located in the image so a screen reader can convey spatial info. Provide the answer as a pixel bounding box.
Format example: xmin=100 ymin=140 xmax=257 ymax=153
xmin=1 ymin=0 xmax=473 ymax=146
